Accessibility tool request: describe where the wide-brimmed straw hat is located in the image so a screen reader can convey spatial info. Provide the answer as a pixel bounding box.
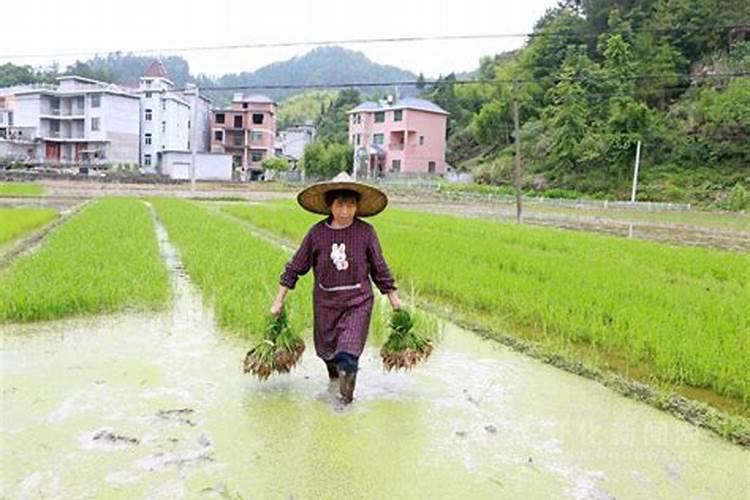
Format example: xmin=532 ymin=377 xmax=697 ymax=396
xmin=297 ymin=172 xmax=388 ymax=217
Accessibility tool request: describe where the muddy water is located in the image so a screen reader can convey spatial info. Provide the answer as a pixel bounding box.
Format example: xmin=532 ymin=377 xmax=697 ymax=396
xmin=1 ymin=221 xmax=748 ymax=499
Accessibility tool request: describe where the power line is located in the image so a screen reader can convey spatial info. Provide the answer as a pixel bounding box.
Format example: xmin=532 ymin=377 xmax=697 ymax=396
xmin=179 ymin=72 xmax=749 ymax=93
xmin=0 ymin=25 xmax=738 ymax=61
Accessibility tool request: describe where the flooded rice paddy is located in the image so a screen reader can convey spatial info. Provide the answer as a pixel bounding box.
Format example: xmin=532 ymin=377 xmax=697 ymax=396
xmin=1 ymin=212 xmax=748 ymax=499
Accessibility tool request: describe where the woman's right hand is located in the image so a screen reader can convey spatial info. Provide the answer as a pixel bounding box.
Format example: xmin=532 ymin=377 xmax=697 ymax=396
xmin=270 ymin=299 xmax=284 ymax=317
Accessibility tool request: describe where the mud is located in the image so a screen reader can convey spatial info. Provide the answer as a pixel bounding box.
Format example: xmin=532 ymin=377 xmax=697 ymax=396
xmin=1 ymin=203 xmax=748 ymax=498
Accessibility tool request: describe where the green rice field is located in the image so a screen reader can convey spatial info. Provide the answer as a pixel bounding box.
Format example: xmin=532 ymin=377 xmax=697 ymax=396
xmin=222 ymin=201 xmax=750 ymax=404
xmin=0 ymin=182 xmax=44 ymax=197
xmin=0 ymin=198 xmax=169 ymax=322
xmin=0 ymin=208 xmax=57 ymax=246
xmin=151 ymin=198 xmax=311 ymax=338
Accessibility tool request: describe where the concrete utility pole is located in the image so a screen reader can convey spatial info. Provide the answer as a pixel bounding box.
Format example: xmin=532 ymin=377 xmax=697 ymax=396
xmin=630 ymin=140 xmax=642 ymax=203
xmin=512 ymin=80 xmax=523 ymax=224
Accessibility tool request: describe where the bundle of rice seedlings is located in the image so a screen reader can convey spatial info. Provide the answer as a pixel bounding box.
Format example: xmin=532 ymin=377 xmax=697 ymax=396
xmin=244 ymin=308 xmax=305 ymax=380
xmin=380 ymin=308 xmax=439 ymax=372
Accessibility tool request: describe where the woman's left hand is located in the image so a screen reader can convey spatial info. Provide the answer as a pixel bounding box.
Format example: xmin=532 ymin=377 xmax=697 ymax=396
xmin=387 ymin=290 xmax=402 ymax=310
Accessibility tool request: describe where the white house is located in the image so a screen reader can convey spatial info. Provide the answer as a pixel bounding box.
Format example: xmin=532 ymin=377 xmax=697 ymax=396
xmin=137 ymin=61 xmax=211 ymax=173
xmin=8 ymin=76 xmax=140 ymax=165
xmin=277 ymin=123 xmax=315 ymax=161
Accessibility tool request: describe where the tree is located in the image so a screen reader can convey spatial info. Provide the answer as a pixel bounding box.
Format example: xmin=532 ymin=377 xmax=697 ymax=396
xmin=416 ymin=73 xmax=426 ymax=91
xmin=315 ymin=89 xmax=361 ymax=144
xmin=262 ymin=157 xmax=290 ymax=171
xmin=302 ymin=142 xmax=353 ymax=180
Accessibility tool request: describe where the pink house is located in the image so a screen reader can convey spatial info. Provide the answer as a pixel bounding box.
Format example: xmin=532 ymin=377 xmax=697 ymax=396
xmin=348 ymin=97 xmax=448 ymax=177
xmin=210 ymin=93 xmax=276 ymax=180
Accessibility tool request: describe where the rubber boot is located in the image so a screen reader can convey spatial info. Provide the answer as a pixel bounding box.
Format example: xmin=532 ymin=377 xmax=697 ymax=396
xmin=325 ymin=360 xmax=339 ymax=380
xmin=338 ymin=366 xmax=357 ymax=404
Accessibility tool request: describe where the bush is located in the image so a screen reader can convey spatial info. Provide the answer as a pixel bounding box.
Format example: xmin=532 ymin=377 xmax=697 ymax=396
xmin=727 ymin=183 xmax=747 ymax=211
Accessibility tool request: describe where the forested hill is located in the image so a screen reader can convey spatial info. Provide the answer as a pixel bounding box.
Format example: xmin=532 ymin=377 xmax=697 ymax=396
xmin=0 ymin=47 xmax=417 ymax=104
xmin=420 ymin=0 xmax=749 ymax=206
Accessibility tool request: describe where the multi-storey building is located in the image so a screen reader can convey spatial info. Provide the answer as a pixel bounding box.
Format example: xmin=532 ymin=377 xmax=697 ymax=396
xmin=9 ymin=76 xmax=140 ymax=165
xmin=210 ymin=93 xmax=276 ymax=180
xmin=348 ymin=97 xmax=448 ymax=177
xmin=136 ymin=61 xmax=211 ymax=172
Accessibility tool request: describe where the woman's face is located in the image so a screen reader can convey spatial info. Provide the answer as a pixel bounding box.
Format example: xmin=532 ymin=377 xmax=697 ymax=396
xmin=330 ymin=197 xmax=358 ymax=224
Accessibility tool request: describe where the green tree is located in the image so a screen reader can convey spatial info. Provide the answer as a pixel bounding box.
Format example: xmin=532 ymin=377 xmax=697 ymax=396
xmin=315 ymin=89 xmax=361 ymax=144
xmin=302 ymin=142 xmax=353 ymax=180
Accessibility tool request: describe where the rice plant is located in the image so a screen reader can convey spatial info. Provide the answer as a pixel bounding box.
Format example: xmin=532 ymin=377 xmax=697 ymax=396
xmin=0 ymin=198 xmax=169 ymax=322
xmin=151 ymin=198 xmax=312 ymax=341
xmin=222 ymin=201 xmax=750 ymax=403
xmin=0 ymin=182 xmax=44 ymax=197
xmin=0 ymin=208 xmax=57 ymax=246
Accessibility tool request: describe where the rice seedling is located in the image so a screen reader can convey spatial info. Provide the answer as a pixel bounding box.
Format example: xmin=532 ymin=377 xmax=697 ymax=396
xmin=0 ymin=182 xmax=44 ymax=197
xmin=0 ymin=198 xmax=169 ymax=322
xmin=0 ymin=208 xmax=57 ymax=246
xmin=222 ymin=201 xmax=750 ymax=403
xmin=151 ymin=198 xmax=312 ymax=345
xmin=243 ymin=308 xmax=306 ymax=380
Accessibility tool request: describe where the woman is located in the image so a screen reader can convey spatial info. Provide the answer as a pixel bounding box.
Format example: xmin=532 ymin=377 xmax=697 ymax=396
xmin=270 ymin=172 xmax=401 ymax=403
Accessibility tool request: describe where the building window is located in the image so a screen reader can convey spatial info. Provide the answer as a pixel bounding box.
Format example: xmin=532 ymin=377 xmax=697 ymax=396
xmin=393 ymin=109 xmax=403 ymax=121
xmin=144 ymin=154 xmax=152 ymax=166
xmin=91 ymin=94 xmax=100 ymax=108
xmin=373 ymin=133 xmax=384 ymax=145
xmin=391 ymin=159 xmax=401 ymax=172
xmin=145 ymin=91 xmax=152 ymax=98
xmin=252 ymin=113 xmax=263 ymax=125
xmin=428 ymin=161 xmax=436 ymax=173
xmin=145 ymin=109 xmax=152 ymax=121
xmin=351 ymin=135 xmax=355 ymax=145
xmin=251 ymin=150 xmax=264 ymax=162
xmin=161 ymin=100 xmax=166 ymax=111
xmin=251 ymin=130 xmax=263 ymax=143
xmin=242 ymin=102 xmax=248 ymax=109
xmin=216 ymin=113 xmax=225 ymax=124
xmin=188 ymin=120 xmax=191 ymax=129
xmin=374 ymin=111 xmax=385 ymax=123
xmin=161 ymin=121 xmax=166 ymax=133
xmin=351 ymin=114 xmax=356 ymax=124
xmin=232 ymin=131 xmax=243 ymax=146
xmin=145 ymin=133 xmax=152 ymax=145
xmin=356 ymin=134 xmax=360 ymax=145
xmin=91 ymin=118 xmax=100 ymax=131
xmin=357 ymin=114 xmax=361 ymax=124
xmin=214 ymin=130 xmax=224 ymax=142
xmin=419 ymin=135 xmax=425 ymax=145
xmin=234 ymin=115 xmax=243 ymax=128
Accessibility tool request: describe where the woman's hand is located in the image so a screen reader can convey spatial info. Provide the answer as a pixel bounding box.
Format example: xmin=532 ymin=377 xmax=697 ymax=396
xmin=270 ymin=299 xmax=284 ymax=317
xmin=387 ymin=290 xmax=402 ymax=311
xmin=270 ymin=285 xmax=290 ymax=317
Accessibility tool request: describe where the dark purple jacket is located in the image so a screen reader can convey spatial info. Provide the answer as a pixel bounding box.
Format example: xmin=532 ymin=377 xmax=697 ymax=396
xmin=280 ymin=218 xmax=396 ymax=307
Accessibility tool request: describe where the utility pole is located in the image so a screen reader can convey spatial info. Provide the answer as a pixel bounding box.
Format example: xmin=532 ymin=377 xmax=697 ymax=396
xmin=630 ymin=140 xmax=642 ymax=203
xmin=189 ymin=85 xmax=199 ymax=194
xmin=512 ymin=80 xmax=523 ymax=224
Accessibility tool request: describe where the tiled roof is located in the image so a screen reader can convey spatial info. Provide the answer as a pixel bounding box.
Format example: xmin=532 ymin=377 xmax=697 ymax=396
xmin=349 ymin=97 xmax=448 ymax=115
xmin=143 ymin=60 xmax=169 ymax=79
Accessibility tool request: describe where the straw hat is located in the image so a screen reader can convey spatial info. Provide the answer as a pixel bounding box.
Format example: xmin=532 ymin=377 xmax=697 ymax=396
xmin=297 ymin=172 xmax=388 ymax=217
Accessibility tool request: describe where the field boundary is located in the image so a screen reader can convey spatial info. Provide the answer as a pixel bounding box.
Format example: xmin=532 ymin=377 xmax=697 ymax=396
xmin=217 ymin=206 xmax=750 ymax=448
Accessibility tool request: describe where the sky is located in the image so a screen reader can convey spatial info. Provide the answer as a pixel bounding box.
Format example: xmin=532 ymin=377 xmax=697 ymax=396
xmin=1 ymin=0 xmax=559 ymax=78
